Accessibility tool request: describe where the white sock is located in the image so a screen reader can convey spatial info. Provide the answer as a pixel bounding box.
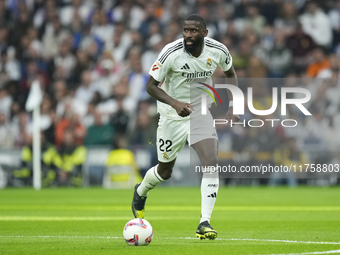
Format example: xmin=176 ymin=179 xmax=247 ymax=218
xmin=200 ymin=171 xmax=219 ymax=223
xmin=137 ymin=165 xmax=164 ymax=197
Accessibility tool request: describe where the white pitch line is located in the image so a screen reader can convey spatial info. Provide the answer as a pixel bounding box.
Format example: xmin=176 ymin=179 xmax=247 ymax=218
xmin=260 ymin=249 xmax=340 ymax=255
xmin=0 ymin=235 xmax=339 ymax=246
xmin=0 ymin=235 xmax=121 ymax=239
xmin=1 ymin=235 xmax=339 ymax=255
xmin=0 ymin=216 xmax=197 ymax=221
xmin=218 ymin=238 xmax=340 ymax=245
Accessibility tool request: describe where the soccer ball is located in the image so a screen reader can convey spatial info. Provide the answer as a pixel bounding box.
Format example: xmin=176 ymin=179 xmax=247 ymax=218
xmin=123 ymin=218 xmax=153 ymax=246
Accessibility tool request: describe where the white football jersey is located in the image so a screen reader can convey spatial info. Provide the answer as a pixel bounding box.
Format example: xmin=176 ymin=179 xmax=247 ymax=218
xmin=149 ymin=37 xmax=232 ymax=120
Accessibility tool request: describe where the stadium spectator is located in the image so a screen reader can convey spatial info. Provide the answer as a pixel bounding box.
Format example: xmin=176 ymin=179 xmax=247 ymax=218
xmin=42 ymin=16 xmax=71 ymax=60
xmin=53 ymin=41 xmax=77 ymax=81
xmin=299 ymin=1 xmax=332 ymax=48
xmin=111 ymin=1 xmax=144 ymax=30
xmin=240 ymin=4 xmax=266 ymax=36
xmin=94 ymin=58 xmax=118 ymax=99
xmin=20 ymin=60 xmax=49 ymax=94
xmin=43 ymin=108 xmax=57 ymax=145
xmin=0 ymin=50 xmax=20 ymax=81
xmin=0 ymin=70 xmax=8 ymax=88
xmin=0 ymin=111 xmax=14 ymax=148
xmin=126 ymin=46 xmax=142 ymax=72
xmin=11 ymin=111 xmax=30 ymax=147
xmin=196 ymin=5 xmax=217 ymax=38
xmin=33 ymin=0 xmax=57 ymax=32
xmin=55 ymin=112 xmax=86 ymax=148
xmin=84 ymin=111 xmax=114 ymax=146
xmin=54 ymin=128 xmax=87 ymax=186
xmin=59 ymin=0 xmax=90 ymax=27
xmin=166 ymin=19 xmax=182 ymax=40
xmin=233 ymin=0 xmax=249 ymax=19
xmin=146 ymin=21 xmax=162 ymax=49
xmin=82 ymin=101 xmax=97 ymax=128
xmin=0 ymin=0 xmax=11 ymax=26
xmin=316 ymin=55 xmax=340 ymax=117
xmin=129 ymin=29 xmax=144 ymax=49
xmin=128 ymin=101 xmax=157 ymax=147
xmin=317 ymin=54 xmax=340 ymax=79
xmin=12 ymin=132 xmax=59 ymax=187
xmin=232 ymin=39 xmax=252 ymax=69
xmin=70 ymin=114 xmax=87 ymax=146
xmin=128 ymin=60 xmax=149 ymax=110
xmin=107 ymin=22 xmax=133 ymax=64
xmin=112 ymin=76 xmax=134 ymax=113
xmin=269 ymin=137 xmax=308 ymax=187
xmin=263 ymin=31 xmax=292 ymax=78
xmin=9 ymin=98 xmax=20 ymax=120
xmin=274 ymin=1 xmax=298 ymax=36
xmin=110 ymin=96 xmax=130 ymax=135
xmin=248 ymin=55 xmax=267 ymax=78
xmin=304 ymin=110 xmax=331 ymax=147
xmin=91 ymin=10 xmax=114 ymax=46
xmin=285 ymin=22 xmax=315 ymax=72
xmin=306 ymin=47 xmax=330 ymax=78
xmin=248 ymin=121 xmax=278 ymax=165
xmin=215 ymin=4 xmax=231 ymax=37
xmin=139 ymin=2 xmax=160 ymax=39
xmin=0 ymin=87 xmax=12 ymax=117
xmin=75 ymin=70 xmax=97 ymax=104
xmin=248 ymin=82 xmax=274 ymax=115
xmin=0 ymin=26 xmax=8 ymax=54
xmin=69 ymin=49 xmax=93 ymax=87
xmin=329 ymin=1 xmax=340 ymax=49
xmin=93 ymin=76 xmax=132 ymax=122
xmin=39 ymin=93 xmax=53 ymax=131
xmin=78 ymin=23 xmax=104 ymax=61
xmin=23 ymin=28 xmax=45 ymax=66
xmin=141 ymin=34 xmax=163 ymax=73
xmin=259 ymin=0 xmax=281 ymax=26
xmin=104 ymin=135 xmax=142 ymax=189
xmin=9 ymin=8 xmax=31 ymax=49
xmin=27 ymin=26 xmax=42 ymax=52
xmin=54 ymin=80 xmax=87 ymax=119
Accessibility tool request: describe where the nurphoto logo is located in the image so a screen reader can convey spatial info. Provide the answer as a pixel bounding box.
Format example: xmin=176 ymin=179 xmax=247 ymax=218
xmin=200 ymin=84 xmax=312 ymax=128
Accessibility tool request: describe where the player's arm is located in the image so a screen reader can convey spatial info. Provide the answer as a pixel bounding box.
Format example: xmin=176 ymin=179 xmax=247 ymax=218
xmin=223 ymin=65 xmax=238 ymax=102
xmin=146 ymin=76 xmax=194 ymax=117
xmin=224 ymin=66 xmax=240 ymax=123
xmin=215 ymin=41 xmax=240 ymax=124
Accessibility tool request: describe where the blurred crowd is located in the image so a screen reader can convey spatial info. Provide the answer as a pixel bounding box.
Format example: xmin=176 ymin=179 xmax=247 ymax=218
xmin=0 ymin=0 xmax=340 ymax=183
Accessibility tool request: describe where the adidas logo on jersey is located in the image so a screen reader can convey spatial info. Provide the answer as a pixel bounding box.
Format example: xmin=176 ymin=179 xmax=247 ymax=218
xmin=207 ymin=192 xmax=217 ymax=198
xmin=181 ymin=63 xmax=190 ymax=70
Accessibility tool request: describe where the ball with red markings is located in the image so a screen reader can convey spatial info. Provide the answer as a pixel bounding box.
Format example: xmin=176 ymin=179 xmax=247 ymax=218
xmin=123 ymin=218 xmax=153 ymax=246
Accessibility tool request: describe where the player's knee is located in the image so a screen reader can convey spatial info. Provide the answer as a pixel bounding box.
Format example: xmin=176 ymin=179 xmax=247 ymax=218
xmin=202 ymin=155 xmax=219 ymax=167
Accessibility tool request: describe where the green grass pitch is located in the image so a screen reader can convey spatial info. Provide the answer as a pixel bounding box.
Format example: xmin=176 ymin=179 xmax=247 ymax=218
xmin=0 ymin=186 xmax=340 ymax=255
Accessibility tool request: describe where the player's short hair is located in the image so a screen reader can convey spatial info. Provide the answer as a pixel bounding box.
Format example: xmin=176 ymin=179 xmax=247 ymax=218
xmin=184 ymin=14 xmax=207 ymax=29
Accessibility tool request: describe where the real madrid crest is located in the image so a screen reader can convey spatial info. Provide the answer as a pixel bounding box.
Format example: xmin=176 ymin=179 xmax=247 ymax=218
xmin=206 ymin=58 xmax=212 ymax=68
xmin=163 ymin=152 xmax=169 ymax=160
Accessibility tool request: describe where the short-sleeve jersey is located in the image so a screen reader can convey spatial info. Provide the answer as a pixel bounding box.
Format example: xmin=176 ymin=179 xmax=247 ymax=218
xmin=149 ymin=37 xmax=232 ymax=120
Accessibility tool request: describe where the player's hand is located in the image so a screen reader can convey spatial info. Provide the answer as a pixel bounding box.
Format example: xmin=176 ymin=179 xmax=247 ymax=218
xmin=171 ymin=99 xmax=194 ymax=117
xmin=226 ymin=107 xmax=240 ymax=126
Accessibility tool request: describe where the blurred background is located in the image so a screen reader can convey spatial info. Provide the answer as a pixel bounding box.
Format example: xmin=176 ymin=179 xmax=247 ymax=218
xmin=0 ymin=0 xmax=340 ymax=188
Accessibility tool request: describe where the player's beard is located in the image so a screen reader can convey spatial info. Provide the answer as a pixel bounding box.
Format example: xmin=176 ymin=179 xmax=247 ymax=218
xmin=184 ymin=39 xmax=202 ymax=54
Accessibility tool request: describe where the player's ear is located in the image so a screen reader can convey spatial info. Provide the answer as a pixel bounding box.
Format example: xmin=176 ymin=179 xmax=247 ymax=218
xmin=204 ymin=29 xmax=208 ymax=37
